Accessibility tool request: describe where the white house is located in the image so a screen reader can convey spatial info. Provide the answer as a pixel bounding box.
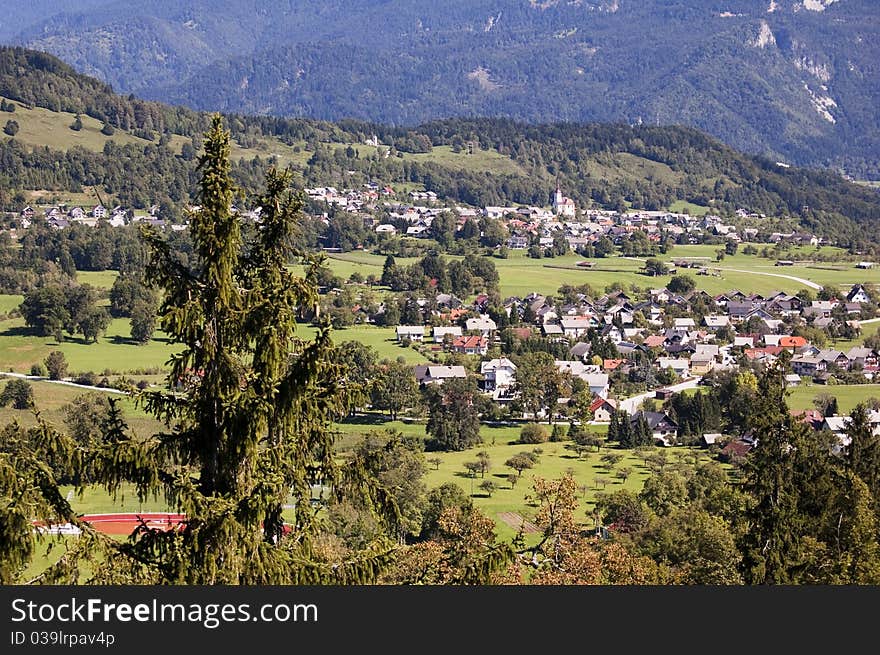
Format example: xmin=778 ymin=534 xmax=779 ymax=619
xmin=465 ymin=315 xmax=497 ymax=338
xmin=560 ymin=316 xmax=593 ymax=339
xmin=481 ymin=358 xmax=517 ymax=393
xmin=552 ymin=186 xmax=576 ymax=218
xmin=396 ymin=325 xmax=425 ymax=342
xmin=432 ymin=326 xmax=462 ymax=343
xmin=847 ymin=284 xmax=871 ymax=304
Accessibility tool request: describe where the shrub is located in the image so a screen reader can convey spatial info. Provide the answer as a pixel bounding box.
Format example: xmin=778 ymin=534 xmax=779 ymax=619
xmin=519 ymin=423 xmax=548 ymax=444
xmin=550 ymin=423 xmax=567 ymax=442
xmin=0 ymin=378 xmax=34 ymax=409
xmin=74 ymin=371 xmax=99 ymax=386
xmin=30 ymin=363 xmax=46 ymax=377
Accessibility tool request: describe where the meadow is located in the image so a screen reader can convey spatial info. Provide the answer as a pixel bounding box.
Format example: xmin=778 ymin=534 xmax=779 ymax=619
xmin=785 ymin=382 xmax=880 ymax=413
xmin=321 ymin=247 xmax=868 ymax=298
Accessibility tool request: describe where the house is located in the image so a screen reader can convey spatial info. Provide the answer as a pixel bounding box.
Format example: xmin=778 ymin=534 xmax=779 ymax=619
xmin=448 ymin=335 xmax=485 ymax=356
xmin=657 ymin=357 xmax=690 ymax=377
xmin=784 ymin=374 xmax=802 ymax=387
xmin=375 ymin=224 xmax=397 ymax=235
xmin=674 ymin=318 xmax=696 ymax=330
xmin=790 ymin=355 xmax=823 ymax=376
xmin=702 ymin=315 xmax=730 ymax=331
xmin=791 ymin=409 xmax=824 ymax=431
xmin=589 ymin=397 xmax=617 ymax=423
xmin=701 ymin=433 xmax=724 ymax=447
xmin=630 ymin=411 xmax=679 ymax=446
xmin=396 ymin=325 xmax=425 ymax=342
xmin=481 ymin=358 xmax=517 ymax=392
xmin=414 ymin=365 xmax=468 ymax=386
xmin=847 ymin=347 xmax=878 ymax=372
xmin=779 ymin=336 xmax=808 ymax=351
xmin=816 ymin=349 xmax=850 ymax=370
xmin=542 ymin=323 xmax=564 ymax=338
xmin=432 ymin=326 xmax=462 ymax=343
xmin=465 ymin=315 xmax=497 ymax=338
xmin=720 ymin=439 xmax=753 ymax=461
xmin=569 ymin=341 xmax=592 ymax=361
xmin=555 ymin=361 xmax=610 ymax=398
xmin=584 ymin=374 xmax=611 ymax=399
xmin=91 ymin=205 xmax=107 ymax=219
xmin=560 ymin=316 xmax=593 ymax=338
xmin=847 ymin=284 xmax=871 ymax=304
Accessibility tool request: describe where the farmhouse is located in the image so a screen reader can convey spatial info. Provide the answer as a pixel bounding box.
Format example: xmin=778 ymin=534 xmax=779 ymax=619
xmin=589 ymin=397 xmax=617 ymax=422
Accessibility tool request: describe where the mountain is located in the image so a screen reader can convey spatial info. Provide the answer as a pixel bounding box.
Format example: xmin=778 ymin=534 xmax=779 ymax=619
xmin=2 ymin=46 xmax=879 ymax=250
xmin=6 ymin=1 xmax=879 ymax=178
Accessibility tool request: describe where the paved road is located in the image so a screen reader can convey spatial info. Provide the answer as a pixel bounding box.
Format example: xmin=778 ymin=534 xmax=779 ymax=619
xmin=712 ymin=267 xmax=823 ymax=291
xmin=0 ymin=371 xmax=129 ymax=394
xmin=620 ymin=256 xmax=823 ymax=291
xmin=618 ymin=376 xmax=703 ymax=414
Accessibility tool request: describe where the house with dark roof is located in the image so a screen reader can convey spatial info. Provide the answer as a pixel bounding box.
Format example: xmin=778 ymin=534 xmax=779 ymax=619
xmin=846 ymin=284 xmax=871 ymax=304
xmin=630 ymin=411 xmax=679 ymax=446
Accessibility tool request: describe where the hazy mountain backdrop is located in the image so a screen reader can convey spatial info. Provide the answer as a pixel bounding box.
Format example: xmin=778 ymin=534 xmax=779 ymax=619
xmin=7 ymin=1 xmax=880 ymax=176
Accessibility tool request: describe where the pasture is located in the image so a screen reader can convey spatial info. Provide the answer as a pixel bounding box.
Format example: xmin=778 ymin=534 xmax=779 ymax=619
xmin=785 ymin=382 xmax=880 ymax=413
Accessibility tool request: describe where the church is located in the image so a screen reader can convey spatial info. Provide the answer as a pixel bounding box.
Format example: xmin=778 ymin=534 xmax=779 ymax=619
xmin=552 ymin=185 xmax=576 ymax=218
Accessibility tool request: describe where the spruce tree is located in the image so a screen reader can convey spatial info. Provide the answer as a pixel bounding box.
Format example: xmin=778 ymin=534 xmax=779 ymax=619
xmin=87 ymin=115 xmax=397 ymax=584
xmin=846 ymin=402 xmax=880 ymax=518
xmin=739 ymin=363 xmax=810 ymax=584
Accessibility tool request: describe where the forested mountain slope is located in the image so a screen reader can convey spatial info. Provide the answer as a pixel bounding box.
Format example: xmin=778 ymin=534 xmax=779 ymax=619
xmin=6 ymin=1 xmax=879 ymax=176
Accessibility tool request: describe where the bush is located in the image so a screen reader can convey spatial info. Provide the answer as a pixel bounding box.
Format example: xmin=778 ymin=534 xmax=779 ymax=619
xmin=519 ymin=423 xmax=548 ymax=444
xmin=550 ymin=423 xmax=567 ymax=442
xmin=29 ymin=363 xmax=46 ymax=377
xmin=74 ymin=371 xmax=99 ymax=386
xmin=4 ymin=119 xmax=19 ymax=136
xmin=0 ymin=378 xmax=34 ymax=409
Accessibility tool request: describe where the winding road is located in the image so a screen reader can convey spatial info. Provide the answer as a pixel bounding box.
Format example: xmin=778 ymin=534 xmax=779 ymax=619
xmin=711 ymin=266 xmax=823 ymax=291
xmin=0 ymin=371 xmax=129 ymax=394
xmin=620 ymin=256 xmax=824 ymax=291
xmin=617 ymin=376 xmax=703 ymax=414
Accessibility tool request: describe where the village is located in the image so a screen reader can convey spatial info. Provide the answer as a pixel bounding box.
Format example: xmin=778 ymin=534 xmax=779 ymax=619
xmin=7 ymin=179 xmax=880 ymax=462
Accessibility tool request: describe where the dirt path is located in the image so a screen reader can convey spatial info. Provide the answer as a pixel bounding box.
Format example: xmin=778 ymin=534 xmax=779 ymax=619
xmin=497 ymin=512 xmax=540 ymax=534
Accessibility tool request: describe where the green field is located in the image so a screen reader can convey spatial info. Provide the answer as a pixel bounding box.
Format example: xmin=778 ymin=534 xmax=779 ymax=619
xmin=421 ymin=439 xmax=710 ymax=541
xmin=76 ymin=270 xmax=119 ymax=290
xmin=0 ymin=97 xmax=153 ymax=153
xmin=320 ymin=248 xmax=835 ymax=297
xmin=785 ymin=382 xmax=880 ymax=413
xmin=669 ymin=245 xmax=880 ymax=293
xmin=401 ymin=144 xmax=526 ymax=176
xmin=668 ymin=200 xmax=711 ymax=216
xmin=0 ymin=317 xmax=178 ymax=374
xmin=0 ymin=377 xmax=162 ymax=439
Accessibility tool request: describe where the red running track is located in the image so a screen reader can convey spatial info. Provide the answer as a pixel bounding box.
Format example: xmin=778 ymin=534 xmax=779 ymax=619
xmin=78 ymin=513 xmax=187 ymax=535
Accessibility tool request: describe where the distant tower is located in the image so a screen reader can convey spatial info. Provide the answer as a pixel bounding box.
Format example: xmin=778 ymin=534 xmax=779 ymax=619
xmin=552 ymin=180 xmax=576 ymax=218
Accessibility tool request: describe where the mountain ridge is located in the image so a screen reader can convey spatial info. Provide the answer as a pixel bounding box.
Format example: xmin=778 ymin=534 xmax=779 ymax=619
xmin=6 ymin=1 xmax=879 ymax=176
